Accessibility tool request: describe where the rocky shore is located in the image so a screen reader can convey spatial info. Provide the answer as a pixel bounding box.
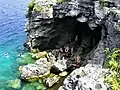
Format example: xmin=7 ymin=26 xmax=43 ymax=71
xmin=19 ymin=0 xmax=120 ymax=90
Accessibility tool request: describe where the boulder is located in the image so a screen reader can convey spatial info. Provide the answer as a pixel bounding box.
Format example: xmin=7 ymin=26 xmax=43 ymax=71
xmin=59 ymin=66 xmax=110 ymax=90
xmin=45 ymin=74 xmax=60 ymax=87
xmin=20 ymin=58 xmax=51 ymax=81
xmin=46 ymin=52 xmax=56 ymax=64
xmin=51 ymin=59 xmax=67 ymax=73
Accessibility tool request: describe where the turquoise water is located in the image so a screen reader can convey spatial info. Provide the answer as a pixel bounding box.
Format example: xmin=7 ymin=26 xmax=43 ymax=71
xmin=0 ymin=0 xmax=30 ymax=89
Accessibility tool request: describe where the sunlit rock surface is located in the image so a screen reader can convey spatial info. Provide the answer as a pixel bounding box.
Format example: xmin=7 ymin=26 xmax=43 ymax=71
xmin=59 ymin=66 xmax=110 ymax=90
xmin=20 ymin=58 xmax=51 ymax=80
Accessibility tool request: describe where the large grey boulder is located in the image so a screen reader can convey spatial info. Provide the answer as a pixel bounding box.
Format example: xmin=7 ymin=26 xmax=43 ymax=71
xmin=58 ymin=66 xmax=110 ymax=90
xmin=20 ymin=58 xmax=51 ymax=80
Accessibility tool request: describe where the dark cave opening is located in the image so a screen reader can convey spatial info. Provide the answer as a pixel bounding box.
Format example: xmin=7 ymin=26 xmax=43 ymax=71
xmin=56 ymin=20 xmax=103 ymax=71
xmin=25 ymin=17 xmax=102 ymax=58
xmin=52 ymin=17 xmax=102 ymax=55
xmin=50 ymin=18 xmax=103 ymax=73
xmin=72 ymin=20 xmax=102 ymax=55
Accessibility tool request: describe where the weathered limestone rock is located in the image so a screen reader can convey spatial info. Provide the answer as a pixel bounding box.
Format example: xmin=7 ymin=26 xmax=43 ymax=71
xmin=52 ymin=59 xmax=67 ymax=72
xmin=24 ymin=0 xmax=120 ymax=89
xmin=58 ymin=66 xmax=110 ymax=90
xmin=59 ymin=71 xmax=68 ymax=77
xmin=25 ymin=0 xmax=120 ymax=68
xmin=46 ymin=52 xmax=56 ymax=64
xmin=45 ymin=74 xmax=60 ymax=87
xmin=20 ymin=58 xmax=51 ymax=80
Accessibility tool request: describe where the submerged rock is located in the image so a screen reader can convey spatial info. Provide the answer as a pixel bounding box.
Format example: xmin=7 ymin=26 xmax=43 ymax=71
xmin=6 ymin=79 xmax=21 ymax=89
xmin=19 ymin=52 xmax=36 ymax=65
xmin=22 ymin=81 xmax=46 ymax=90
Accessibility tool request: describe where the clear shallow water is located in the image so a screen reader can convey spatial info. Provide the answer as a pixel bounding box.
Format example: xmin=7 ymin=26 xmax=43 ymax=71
xmin=0 ymin=0 xmax=30 ymax=89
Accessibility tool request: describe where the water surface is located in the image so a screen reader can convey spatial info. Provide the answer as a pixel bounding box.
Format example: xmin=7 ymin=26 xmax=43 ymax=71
xmin=0 ymin=0 xmax=30 ymax=89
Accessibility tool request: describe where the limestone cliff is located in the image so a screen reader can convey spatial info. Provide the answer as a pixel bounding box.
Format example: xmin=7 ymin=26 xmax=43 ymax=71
xmin=22 ymin=0 xmax=120 ymax=89
xmin=24 ymin=0 xmax=120 ymax=67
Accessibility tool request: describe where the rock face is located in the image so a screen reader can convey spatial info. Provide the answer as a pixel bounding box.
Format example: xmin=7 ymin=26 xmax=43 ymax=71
xmin=45 ymin=74 xmax=60 ymax=87
xmin=20 ymin=58 xmax=51 ymax=80
xmin=25 ymin=0 xmax=120 ymax=67
xmin=24 ymin=0 xmax=120 ymax=89
xmin=58 ymin=66 xmax=110 ymax=90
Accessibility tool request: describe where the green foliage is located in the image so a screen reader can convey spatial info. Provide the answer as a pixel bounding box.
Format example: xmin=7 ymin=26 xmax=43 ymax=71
xmin=28 ymin=0 xmax=36 ymax=9
xmin=104 ymin=48 xmax=120 ymax=90
xmin=34 ymin=5 xmax=41 ymax=12
xmin=105 ymin=72 xmax=120 ymax=90
xmin=105 ymin=48 xmax=120 ymax=71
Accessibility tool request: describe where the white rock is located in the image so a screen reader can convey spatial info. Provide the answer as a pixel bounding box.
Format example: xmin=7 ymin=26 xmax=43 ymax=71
xmin=76 ymin=16 xmax=88 ymax=22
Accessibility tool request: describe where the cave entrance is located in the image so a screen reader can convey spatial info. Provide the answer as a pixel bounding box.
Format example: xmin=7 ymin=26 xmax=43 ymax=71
xmin=53 ymin=17 xmax=102 ymax=57
xmin=61 ymin=19 xmax=103 ymax=69
xmin=72 ymin=20 xmax=102 ymax=55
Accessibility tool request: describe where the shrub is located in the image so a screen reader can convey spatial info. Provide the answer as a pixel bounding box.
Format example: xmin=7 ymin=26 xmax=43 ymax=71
xmin=28 ymin=0 xmax=36 ymax=9
xmin=34 ymin=5 xmax=41 ymax=12
xmin=104 ymin=48 xmax=120 ymax=90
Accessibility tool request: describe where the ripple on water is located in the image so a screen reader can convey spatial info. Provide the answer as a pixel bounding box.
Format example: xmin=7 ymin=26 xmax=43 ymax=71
xmin=0 ymin=0 xmax=31 ymax=89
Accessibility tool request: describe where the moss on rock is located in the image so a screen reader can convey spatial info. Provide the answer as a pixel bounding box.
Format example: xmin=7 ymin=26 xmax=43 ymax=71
xmin=34 ymin=5 xmax=41 ymax=12
xmin=19 ymin=53 xmax=37 ymax=65
xmin=28 ymin=0 xmax=36 ymax=9
xmin=34 ymin=51 xmax=47 ymax=59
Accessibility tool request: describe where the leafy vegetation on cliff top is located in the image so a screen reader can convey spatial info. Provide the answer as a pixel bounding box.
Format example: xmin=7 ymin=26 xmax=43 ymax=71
xmin=104 ymin=48 xmax=120 ymax=90
xmin=28 ymin=0 xmax=36 ymax=9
